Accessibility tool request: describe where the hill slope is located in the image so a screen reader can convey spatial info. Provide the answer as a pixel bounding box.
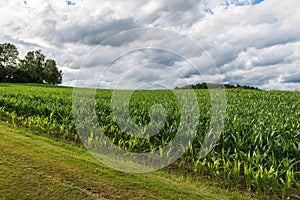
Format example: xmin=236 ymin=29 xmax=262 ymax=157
xmin=0 ymin=123 xmax=253 ymax=200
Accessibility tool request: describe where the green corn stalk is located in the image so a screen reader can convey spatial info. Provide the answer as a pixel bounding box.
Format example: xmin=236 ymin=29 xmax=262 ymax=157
xmin=194 ymin=158 xmax=206 ymax=176
xmin=207 ymin=161 xmax=214 ymax=179
xmin=233 ymin=154 xmax=241 ymax=188
xmin=223 ymin=159 xmax=231 ymax=189
xmin=280 ymin=169 xmax=294 ymax=200
xmin=244 ymin=162 xmax=252 ymax=192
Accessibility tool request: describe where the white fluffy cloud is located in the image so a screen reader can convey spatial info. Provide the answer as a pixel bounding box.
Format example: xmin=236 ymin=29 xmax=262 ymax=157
xmin=0 ymin=0 xmax=299 ymax=90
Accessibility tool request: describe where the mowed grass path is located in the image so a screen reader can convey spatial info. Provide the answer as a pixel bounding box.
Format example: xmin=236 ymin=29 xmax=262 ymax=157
xmin=0 ymin=123 xmax=255 ymax=200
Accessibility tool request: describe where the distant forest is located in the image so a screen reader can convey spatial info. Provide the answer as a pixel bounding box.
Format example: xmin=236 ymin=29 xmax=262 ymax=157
xmin=0 ymin=43 xmax=62 ymax=85
xmin=176 ymin=82 xmax=260 ymax=90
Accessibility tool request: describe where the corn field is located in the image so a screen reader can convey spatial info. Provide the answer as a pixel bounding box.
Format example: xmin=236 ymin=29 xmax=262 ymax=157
xmin=0 ymin=83 xmax=299 ymax=199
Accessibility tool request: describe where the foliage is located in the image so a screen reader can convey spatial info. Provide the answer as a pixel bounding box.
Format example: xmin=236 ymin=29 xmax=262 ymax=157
xmin=0 ymin=83 xmax=299 ymax=199
xmin=0 ymin=43 xmax=19 ymax=82
xmin=0 ymin=43 xmax=62 ymax=85
xmin=176 ymin=82 xmax=260 ymax=90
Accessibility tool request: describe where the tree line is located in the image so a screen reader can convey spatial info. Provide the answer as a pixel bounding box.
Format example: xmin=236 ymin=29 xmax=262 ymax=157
xmin=0 ymin=43 xmax=62 ymax=85
xmin=176 ymin=82 xmax=260 ymax=90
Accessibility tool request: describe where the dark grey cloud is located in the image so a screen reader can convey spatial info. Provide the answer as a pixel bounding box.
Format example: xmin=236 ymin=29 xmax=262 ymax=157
xmin=283 ymin=72 xmax=300 ymax=83
xmin=57 ymin=18 xmax=139 ymax=46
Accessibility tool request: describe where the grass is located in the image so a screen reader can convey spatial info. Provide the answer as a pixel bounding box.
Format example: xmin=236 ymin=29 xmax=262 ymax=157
xmin=0 ymin=122 xmax=255 ymax=200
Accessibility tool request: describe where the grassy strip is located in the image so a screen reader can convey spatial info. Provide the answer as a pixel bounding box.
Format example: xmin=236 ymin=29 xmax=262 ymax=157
xmin=0 ymin=123 xmax=255 ymax=200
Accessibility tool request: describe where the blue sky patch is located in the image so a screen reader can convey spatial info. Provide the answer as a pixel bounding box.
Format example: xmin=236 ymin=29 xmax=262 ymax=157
xmin=252 ymin=0 xmax=264 ymax=5
xmin=204 ymin=8 xmax=214 ymax=15
xmin=226 ymin=0 xmax=264 ymax=7
xmin=66 ymin=0 xmax=75 ymax=6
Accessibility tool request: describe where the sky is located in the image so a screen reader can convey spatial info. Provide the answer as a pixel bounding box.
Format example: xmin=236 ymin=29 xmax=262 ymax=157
xmin=0 ymin=0 xmax=299 ymax=90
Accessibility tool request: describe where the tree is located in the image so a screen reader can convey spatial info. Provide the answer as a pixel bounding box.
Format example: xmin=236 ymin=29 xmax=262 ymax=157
xmin=0 ymin=43 xmax=63 ymax=85
xmin=176 ymin=82 xmax=260 ymax=90
xmin=0 ymin=45 xmax=4 ymax=82
xmin=0 ymin=43 xmax=19 ymax=82
xmin=18 ymin=50 xmax=46 ymax=83
xmin=43 ymin=59 xmax=63 ymax=85
xmin=18 ymin=50 xmax=62 ymax=84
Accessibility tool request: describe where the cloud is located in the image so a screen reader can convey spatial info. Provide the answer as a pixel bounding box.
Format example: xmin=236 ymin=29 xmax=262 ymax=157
xmin=0 ymin=0 xmax=299 ymax=90
xmin=282 ymin=72 xmax=300 ymax=84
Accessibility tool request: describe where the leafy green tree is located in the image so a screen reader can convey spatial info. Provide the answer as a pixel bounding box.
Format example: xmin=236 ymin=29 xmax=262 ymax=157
xmin=0 ymin=43 xmax=63 ymax=85
xmin=18 ymin=50 xmax=45 ymax=83
xmin=43 ymin=59 xmax=63 ymax=85
xmin=0 ymin=45 xmax=4 ymax=82
xmin=18 ymin=50 xmax=62 ymax=84
xmin=176 ymin=82 xmax=259 ymax=90
xmin=0 ymin=43 xmax=19 ymax=82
